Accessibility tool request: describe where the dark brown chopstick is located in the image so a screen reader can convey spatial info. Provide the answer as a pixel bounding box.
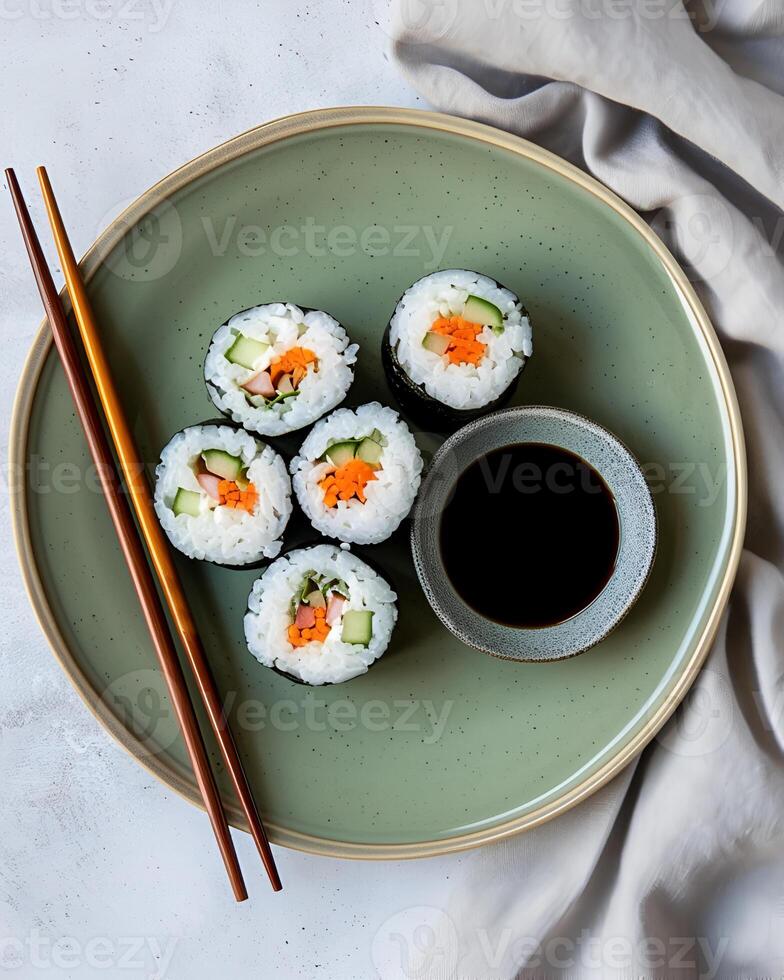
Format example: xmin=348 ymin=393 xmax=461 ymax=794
xmin=7 ymin=168 xmax=250 ymax=900
xmin=35 ymin=167 xmax=282 ymax=893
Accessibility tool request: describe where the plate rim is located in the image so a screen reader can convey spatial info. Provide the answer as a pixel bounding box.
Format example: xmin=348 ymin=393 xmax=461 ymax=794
xmin=9 ymin=105 xmax=747 ymax=860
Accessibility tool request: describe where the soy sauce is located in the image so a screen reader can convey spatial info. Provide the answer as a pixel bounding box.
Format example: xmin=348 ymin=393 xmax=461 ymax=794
xmin=440 ymin=443 xmax=619 ymax=628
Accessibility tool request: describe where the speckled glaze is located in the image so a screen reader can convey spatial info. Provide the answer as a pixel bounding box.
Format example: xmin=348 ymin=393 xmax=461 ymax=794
xmin=412 ymin=407 xmax=657 ymax=661
xmin=11 ymin=108 xmax=745 ymax=858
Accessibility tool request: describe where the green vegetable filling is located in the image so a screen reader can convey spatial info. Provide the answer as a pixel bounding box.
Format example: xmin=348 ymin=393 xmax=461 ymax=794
xmin=341 ymin=610 xmax=373 ymax=645
xmin=320 ymin=429 xmax=387 ymax=467
xmin=225 ymin=334 xmax=269 ymax=369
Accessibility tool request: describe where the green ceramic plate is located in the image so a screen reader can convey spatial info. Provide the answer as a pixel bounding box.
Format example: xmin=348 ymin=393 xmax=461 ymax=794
xmin=12 ymin=108 xmax=745 ymax=858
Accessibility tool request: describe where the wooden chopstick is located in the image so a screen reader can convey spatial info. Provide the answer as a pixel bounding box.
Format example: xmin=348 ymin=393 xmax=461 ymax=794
xmin=6 ymin=168 xmax=248 ymax=902
xmin=36 ymin=167 xmax=282 ymax=893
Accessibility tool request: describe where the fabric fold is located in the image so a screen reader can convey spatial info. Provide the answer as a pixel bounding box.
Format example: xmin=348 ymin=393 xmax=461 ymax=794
xmin=391 ymin=0 xmax=784 ymax=974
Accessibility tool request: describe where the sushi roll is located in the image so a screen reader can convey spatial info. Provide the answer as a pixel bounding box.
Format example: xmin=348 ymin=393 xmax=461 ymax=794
xmin=204 ymin=302 xmax=358 ymax=436
xmin=382 ymin=269 xmax=533 ymax=429
xmin=290 ymin=402 xmax=423 ymax=545
xmin=244 ymin=544 xmax=398 ymax=685
xmin=153 ymin=423 xmax=292 ymax=566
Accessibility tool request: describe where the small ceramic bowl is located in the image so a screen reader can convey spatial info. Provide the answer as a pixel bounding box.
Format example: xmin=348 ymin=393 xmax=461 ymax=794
xmin=410 ymin=405 xmax=657 ymax=662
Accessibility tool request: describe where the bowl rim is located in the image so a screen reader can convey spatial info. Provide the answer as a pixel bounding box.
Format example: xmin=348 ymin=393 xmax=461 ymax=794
xmin=410 ymin=404 xmax=658 ymax=663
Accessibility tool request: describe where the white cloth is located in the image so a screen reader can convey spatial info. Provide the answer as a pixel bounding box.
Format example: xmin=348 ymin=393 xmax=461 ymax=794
xmin=391 ymin=2 xmax=784 ymax=976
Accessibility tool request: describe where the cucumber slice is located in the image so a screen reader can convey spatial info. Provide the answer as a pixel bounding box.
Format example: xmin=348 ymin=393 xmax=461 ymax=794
xmin=225 ymin=334 xmax=269 ymax=369
xmin=201 ymin=449 xmax=243 ymax=481
xmin=172 ymin=487 xmax=201 ymax=517
xmin=369 ymin=428 xmax=386 ymax=446
xmin=341 ymin=610 xmax=373 ymax=645
xmin=356 ymin=437 xmax=383 ymax=467
xmin=305 ymin=589 xmax=326 ymax=609
xmin=325 ymin=441 xmax=358 ymax=467
xmin=235 ymin=468 xmax=250 ymax=492
xmin=422 ymin=331 xmax=450 ymax=356
xmin=463 ymin=294 xmax=504 ymax=331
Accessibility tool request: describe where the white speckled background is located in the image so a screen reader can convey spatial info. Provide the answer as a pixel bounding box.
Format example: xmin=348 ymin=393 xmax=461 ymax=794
xmin=0 ymin=4 xmax=464 ymax=976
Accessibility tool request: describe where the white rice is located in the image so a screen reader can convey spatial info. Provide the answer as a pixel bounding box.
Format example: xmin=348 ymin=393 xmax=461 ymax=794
xmin=389 ymin=269 xmax=533 ymax=410
xmin=154 ymin=424 xmax=292 ymax=565
xmin=245 ymin=544 xmax=397 ymax=685
xmin=205 ymin=302 xmax=358 ymax=436
xmin=290 ymin=402 xmax=423 ymax=544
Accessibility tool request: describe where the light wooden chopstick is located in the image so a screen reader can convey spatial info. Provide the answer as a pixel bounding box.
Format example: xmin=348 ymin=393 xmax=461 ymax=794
xmin=35 ymin=167 xmax=282 ymax=893
xmin=6 ymin=167 xmax=248 ymax=901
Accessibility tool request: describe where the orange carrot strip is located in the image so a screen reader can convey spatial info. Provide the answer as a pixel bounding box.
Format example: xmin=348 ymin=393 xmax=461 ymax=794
xmin=430 ymin=315 xmax=486 ymax=366
xmin=318 ymin=458 xmax=377 ymax=509
xmin=270 ymin=347 xmax=317 ymax=388
xmin=217 ymin=479 xmax=258 ymax=514
xmin=287 ymin=603 xmax=332 ymax=648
